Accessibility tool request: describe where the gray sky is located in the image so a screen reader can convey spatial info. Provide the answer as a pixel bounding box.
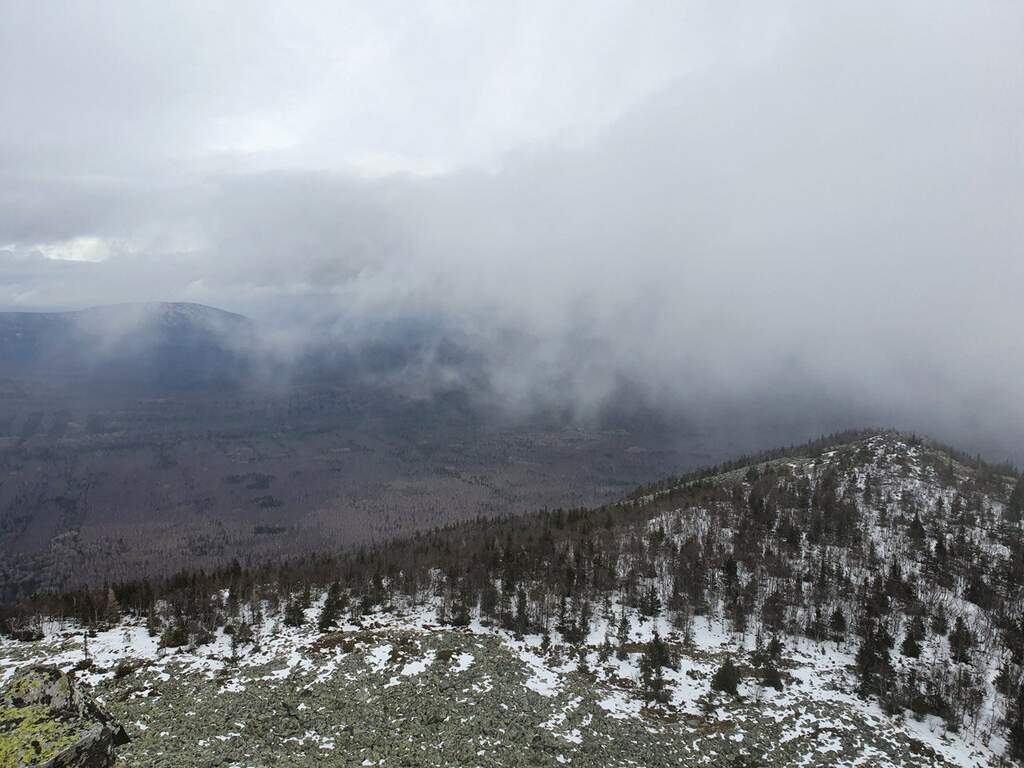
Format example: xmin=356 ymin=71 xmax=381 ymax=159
xmin=1 ymin=1 xmax=1022 ymax=455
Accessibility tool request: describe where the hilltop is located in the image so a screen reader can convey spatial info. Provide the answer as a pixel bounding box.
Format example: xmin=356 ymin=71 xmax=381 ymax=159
xmin=2 ymin=431 xmax=1023 ymax=766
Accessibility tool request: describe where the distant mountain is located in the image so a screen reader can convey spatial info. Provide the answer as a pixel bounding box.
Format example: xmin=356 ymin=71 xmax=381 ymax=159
xmin=0 ymin=302 xmax=255 ymax=392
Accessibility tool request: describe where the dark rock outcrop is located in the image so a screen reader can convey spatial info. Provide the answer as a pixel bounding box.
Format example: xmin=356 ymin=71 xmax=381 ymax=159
xmin=1 ymin=666 xmax=128 ymax=768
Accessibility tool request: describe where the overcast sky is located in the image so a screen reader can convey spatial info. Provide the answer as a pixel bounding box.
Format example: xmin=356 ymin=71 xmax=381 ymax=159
xmin=1 ymin=1 xmax=1022 ymax=455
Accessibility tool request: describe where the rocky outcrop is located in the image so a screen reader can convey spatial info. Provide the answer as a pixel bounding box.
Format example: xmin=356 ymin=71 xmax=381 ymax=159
xmin=1 ymin=666 xmax=128 ymax=768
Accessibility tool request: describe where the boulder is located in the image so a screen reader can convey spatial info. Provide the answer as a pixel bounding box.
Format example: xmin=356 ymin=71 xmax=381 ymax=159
xmin=1 ymin=665 xmax=128 ymax=768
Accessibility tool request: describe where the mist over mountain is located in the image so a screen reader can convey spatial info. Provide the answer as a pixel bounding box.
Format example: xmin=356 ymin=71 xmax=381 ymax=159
xmin=3 ymin=4 xmax=1020 ymax=461
xmin=0 ymin=302 xmax=254 ymax=392
xmin=1 ymin=297 xmax=1020 ymax=466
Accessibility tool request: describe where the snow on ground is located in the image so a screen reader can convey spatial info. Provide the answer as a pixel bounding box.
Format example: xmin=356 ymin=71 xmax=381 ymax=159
xmin=0 ymin=591 xmax=1004 ymax=766
xmin=451 ymin=651 xmax=475 ymax=673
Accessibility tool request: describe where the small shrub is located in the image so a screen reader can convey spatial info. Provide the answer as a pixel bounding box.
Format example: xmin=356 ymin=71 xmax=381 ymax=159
xmin=160 ymin=624 xmax=189 ymax=649
xmin=759 ymin=663 xmax=784 ymax=691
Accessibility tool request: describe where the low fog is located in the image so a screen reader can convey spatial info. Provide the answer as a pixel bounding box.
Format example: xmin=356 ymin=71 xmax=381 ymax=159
xmin=1 ymin=2 xmax=1021 ymax=460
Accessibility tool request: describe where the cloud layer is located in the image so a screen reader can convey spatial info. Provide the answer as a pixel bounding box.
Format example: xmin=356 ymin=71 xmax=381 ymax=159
xmin=1 ymin=1 xmax=1022 ymax=458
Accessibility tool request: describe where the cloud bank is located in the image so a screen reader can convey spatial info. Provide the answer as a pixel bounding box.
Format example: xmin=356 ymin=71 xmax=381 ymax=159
xmin=1 ymin=1 xmax=1022 ymax=458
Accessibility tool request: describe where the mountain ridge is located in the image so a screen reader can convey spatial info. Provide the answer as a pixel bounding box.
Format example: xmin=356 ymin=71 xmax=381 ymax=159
xmin=3 ymin=429 xmax=1024 ymax=765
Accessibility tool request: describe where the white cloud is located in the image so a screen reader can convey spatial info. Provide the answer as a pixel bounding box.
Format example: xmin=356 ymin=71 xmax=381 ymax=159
xmin=35 ymin=236 xmax=115 ymax=263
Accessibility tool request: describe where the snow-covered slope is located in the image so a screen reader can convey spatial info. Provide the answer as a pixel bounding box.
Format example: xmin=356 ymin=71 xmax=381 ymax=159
xmin=0 ymin=593 xmax=994 ymax=767
xmin=2 ymin=432 xmax=1021 ymax=766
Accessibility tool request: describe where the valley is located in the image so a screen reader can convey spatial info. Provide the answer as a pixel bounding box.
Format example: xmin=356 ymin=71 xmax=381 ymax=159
xmin=0 ymin=384 xmax=712 ymax=600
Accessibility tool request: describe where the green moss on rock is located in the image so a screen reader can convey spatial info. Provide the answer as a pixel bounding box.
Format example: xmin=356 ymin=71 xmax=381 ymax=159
xmin=0 ymin=702 xmax=87 ymax=767
xmin=0 ymin=666 xmax=127 ymax=768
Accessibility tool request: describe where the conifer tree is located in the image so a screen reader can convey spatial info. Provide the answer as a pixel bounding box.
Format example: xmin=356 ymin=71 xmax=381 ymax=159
xmin=949 ymin=616 xmax=974 ymax=664
xmin=639 ymin=585 xmax=661 ymax=619
xmin=145 ymin=608 xmax=160 ymax=638
xmin=931 ymin=604 xmax=949 ymax=635
xmin=855 ymin=621 xmax=893 ymax=696
xmin=900 ymin=628 xmax=921 ymax=658
xmin=753 ymin=632 xmax=784 ymax=690
xmin=645 ymin=631 xmax=672 ymax=670
xmin=159 ymin=620 xmax=189 ymax=648
xmin=909 ymin=514 xmax=926 ymax=546
xmin=1010 ymin=476 xmax=1024 ymax=522
xmin=1006 ymin=679 xmax=1024 ymax=761
xmin=513 ymin=589 xmax=529 ymax=638
xmin=909 ymin=614 xmax=927 ymax=642
xmin=234 ymin=621 xmax=253 ymax=646
xmin=480 ymin=580 xmax=498 ymax=620
xmin=578 ymin=600 xmax=592 ymax=643
xmin=711 ymin=656 xmax=741 ymax=696
xmin=616 ymin=610 xmax=630 ymax=660
xmin=829 ymin=607 xmax=847 ymax=640
xmin=640 ymin=651 xmax=670 ymax=704
xmin=283 ymin=599 xmax=305 ymax=628
xmin=317 ymin=582 xmax=341 ymax=632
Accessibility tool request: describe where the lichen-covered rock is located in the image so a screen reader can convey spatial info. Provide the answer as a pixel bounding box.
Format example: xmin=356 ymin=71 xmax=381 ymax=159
xmin=1 ymin=666 xmax=128 ymax=768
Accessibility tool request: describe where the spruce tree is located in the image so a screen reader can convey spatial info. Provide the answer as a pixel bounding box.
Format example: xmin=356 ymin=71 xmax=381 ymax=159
xmin=1008 ymin=681 xmax=1024 ymax=763
xmin=578 ymin=600 xmax=592 ymax=644
xmin=855 ymin=622 xmax=892 ymax=696
xmin=900 ymin=628 xmax=921 ymax=658
xmin=145 ymin=608 xmax=160 ymax=638
xmin=829 ymin=607 xmax=847 ymax=640
xmin=480 ymin=580 xmax=499 ymax=620
xmin=640 ymin=651 xmax=671 ymax=704
xmin=948 ymin=616 xmax=973 ymax=664
xmin=235 ymin=621 xmax=253 ymax=645
xmin=806 ymin=606 xmax=824 ymax=640
xmin=1010 ymin=476 xmax=1024 ymax=522
xmin=448 ymin=582 xmax=472 ymax=627
xmin=909 ymin=514 xmax=926 ymax=546
xmin=759 ymin=660 xmax=784 ymax=691
xmin=711 ymin=657 xmax=741 ymax=696
xmin=283 ymin=599 xmax=305 ymax=628
xmin=639 ymin=585 xmax=661 ymax=619
xmin=513 ymin=589 xmax=529 ymax=638
xmin=645 ymin=631 xmax=672 ymax=670
xmin=318 ymin=583 xmax=341 ymax=632
xmin=616 ymin=610 xmax=630 ymax=660
xmin=931 ymin=605 xmax=949 ymax=635
xmin=909 ymin=614 xmax=927 ymax=642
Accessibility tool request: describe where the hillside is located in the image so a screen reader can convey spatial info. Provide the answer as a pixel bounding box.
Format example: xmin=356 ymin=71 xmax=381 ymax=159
xmin=2 ymin=431 xmax=1023 ymax=766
